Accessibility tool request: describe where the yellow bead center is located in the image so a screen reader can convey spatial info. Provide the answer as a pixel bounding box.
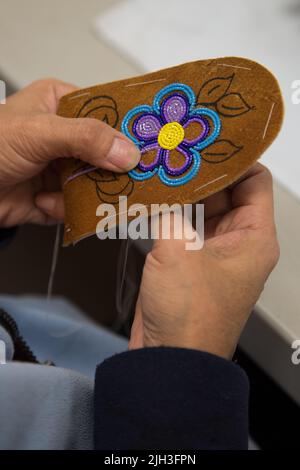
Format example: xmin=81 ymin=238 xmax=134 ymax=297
xmin=157 ymin=122 xmax=185 ymax=150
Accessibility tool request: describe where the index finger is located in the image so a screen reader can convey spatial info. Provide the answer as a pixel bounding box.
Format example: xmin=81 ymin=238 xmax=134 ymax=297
xmin=6 ymin=78 xmax=77 ymax=114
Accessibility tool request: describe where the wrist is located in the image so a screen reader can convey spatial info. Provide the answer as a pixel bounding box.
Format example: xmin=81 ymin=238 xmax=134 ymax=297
xmin=143 ymin=328 xmax=237 ymax=360
xmin=144 ymin=340 xmax=235 ymax=360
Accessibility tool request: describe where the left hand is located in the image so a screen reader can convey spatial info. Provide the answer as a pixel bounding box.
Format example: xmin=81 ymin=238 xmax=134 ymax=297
xmin=0 ymin=79 xmax=140 ymax=227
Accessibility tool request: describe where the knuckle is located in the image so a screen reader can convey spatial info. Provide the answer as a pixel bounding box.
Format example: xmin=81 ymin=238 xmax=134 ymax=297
xmin=23 ymin=114 xmax=48 ymax=139
xmin=5 ymin=115 xmax=33 ymax=144
xmin=79 ymin=119 xmax=101 ymax=142
xmin=262 ymin=235 xmax=280 ymax=271
xmin=268 ymin=239 xmax=280 ymax=268
xmin=73 ymin=119 xmax=99 ymax=153
xmin=259 ymin=163 xmax=273 ymax=183
xmin=263 ymin=166 xmax=273 ymax=182
xmin=73 ymin=119 xmax=113 ymax=158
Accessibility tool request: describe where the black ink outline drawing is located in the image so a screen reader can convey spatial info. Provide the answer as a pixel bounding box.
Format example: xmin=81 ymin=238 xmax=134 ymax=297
xmin=202 ymin=139 xmax=243 ymax=164
xmin=87 ymin=169 xmax=134 ymax=204
xmin=76 ymin=95 xmax=119 ymax=128
xmin=197 ymin=75 xmax=234 ymax=105
xmin=196 ymin=73 xmax=254 ymax=161
xmin=68 ymin=74 xmax=254 ymax=194
xmin=216 ymin=92 xmax=253 ymax=118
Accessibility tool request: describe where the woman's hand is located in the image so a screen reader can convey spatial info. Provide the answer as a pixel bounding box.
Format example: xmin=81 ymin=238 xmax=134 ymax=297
xmin=129 ymin=163 xmax=280 ymax=359
xmin=0 ymin=79 xmax=140 ymax=227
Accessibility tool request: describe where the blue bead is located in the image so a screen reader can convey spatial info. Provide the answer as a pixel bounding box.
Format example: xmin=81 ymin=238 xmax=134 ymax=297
xmin=128 ymin=167 xmax=158 ymax=181
xmin=190 ymin=108 xmax=222 ymax=151
xmin=121 ymin=83 xmax=222 ymax=188
xmin=153 ymin=83 xmax=196 ymax=114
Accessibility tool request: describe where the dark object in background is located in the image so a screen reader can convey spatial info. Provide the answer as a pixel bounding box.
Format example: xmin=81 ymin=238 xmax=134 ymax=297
xmin=0 ymin=308 xmax=39 ymax=363
xmin=0 ymin=224 xmax=123 ymax=326
xmin=0 ymin=227 xmax=18 ymax=248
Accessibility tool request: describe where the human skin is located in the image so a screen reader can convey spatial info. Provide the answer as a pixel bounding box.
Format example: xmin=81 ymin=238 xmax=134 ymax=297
xmin=0 ymin=79 xmax=279 ymax=359
xmin=129 ymin=164 xmax=280 ymax=359
xmin=0 ymin=79 xmax=140 ymax=227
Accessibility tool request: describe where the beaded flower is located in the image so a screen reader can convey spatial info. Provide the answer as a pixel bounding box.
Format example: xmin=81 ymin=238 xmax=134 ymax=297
xmin=121 ymin=83 xmax=222 ymax=186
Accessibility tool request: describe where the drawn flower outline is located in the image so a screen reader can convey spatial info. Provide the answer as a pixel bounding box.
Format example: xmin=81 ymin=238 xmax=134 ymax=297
xmin=121 ymin=83 xmax=222 ymax=186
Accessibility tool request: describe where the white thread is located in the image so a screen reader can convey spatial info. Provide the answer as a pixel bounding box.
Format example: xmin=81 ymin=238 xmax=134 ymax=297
xmin=112 ymin=238 xmax=134 ymax=332
xmin=216 ymin=63 xmax=252 ymax=71
xmin=194 ymin=174 xmax=228 ymax=192
xmin=46 ymin=224 xmax=82 ymax=338
xmin=125 ymin=78 xmax=167 ymax=88
xmin=262 ymin=103 xmax=275 ymax=140
xmin=68 ymin=92 xmax=91 ymax=101
xmin=115 ymin=238 xmax=129 ymax=319
xmin=47 ymin=223 xmax=61 ymax=300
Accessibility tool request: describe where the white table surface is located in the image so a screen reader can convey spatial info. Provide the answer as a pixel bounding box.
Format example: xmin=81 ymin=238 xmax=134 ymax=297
xmin=0 ymin=0 xmax=139 ymax=89
xmin=95 ymin=0 xmax=300 ymax=202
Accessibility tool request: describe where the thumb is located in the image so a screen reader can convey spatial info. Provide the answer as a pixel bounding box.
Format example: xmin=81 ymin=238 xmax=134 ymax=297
xmin=150 ymin=210 xmax=198 ymax=263
xmin=23 ymin=113 xmax=141 ymax=173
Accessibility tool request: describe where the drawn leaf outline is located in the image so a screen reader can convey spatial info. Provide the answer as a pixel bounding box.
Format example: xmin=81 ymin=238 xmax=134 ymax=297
xmin=202 ymin=139 xmax=243 ymax=163
xmin=216 ymin=93 xmax=253 ymax=117
xmin=197 ymin=75 xmax=234 ymax=105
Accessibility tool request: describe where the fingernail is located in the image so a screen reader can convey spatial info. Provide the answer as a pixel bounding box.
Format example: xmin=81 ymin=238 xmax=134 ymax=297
xmin=107 ymin=138 xmax=140 ymax=171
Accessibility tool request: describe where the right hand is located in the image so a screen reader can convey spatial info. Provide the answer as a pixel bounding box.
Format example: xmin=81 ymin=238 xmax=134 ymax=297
xmin=129 ymin=164 xmax=280 ymax=359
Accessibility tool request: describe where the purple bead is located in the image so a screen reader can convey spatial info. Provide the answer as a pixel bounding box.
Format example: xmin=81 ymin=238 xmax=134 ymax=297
xmin=138 ymin=142 xmax=161 ymax=172
xmin=133 ymin=113 xmax=162 ymax=141
xmin=183 ymin=116 xmax=210 ymax=146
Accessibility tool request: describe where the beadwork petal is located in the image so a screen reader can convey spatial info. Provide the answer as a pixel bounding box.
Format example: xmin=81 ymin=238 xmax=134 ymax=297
xmin=123 ymin=85 xmax=217 ymax=187
xmin=161 ymin=93 xmax=189 ymax=123
xmin=153 ymin=83 xmax=196 ymax=115
xmin=121 ymin=104 xmax=153 ymax=146
xmin=183 ymin=116 xmax=210 ymax=147
xmin=190 ymin=108 xmax=222 ymax=151
xmin=133 ymin=113 xmax=162 ymax=141
xmin=137 ymin=142 xmax=162 ymax=172
xmin=161 ymin=145 xmax=193 ymax=177
xmin=158 ymin=148 xmax=201 ymax=187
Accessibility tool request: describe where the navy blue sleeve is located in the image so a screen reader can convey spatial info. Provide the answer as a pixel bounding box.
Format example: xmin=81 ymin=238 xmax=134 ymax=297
xmin=94 ymin=347 xmax=249 ymax=450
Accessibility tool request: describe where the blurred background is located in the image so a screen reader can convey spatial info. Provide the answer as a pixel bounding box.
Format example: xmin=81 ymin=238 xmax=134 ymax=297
xmin=0 ymin=0 xmax=299 ymax=449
